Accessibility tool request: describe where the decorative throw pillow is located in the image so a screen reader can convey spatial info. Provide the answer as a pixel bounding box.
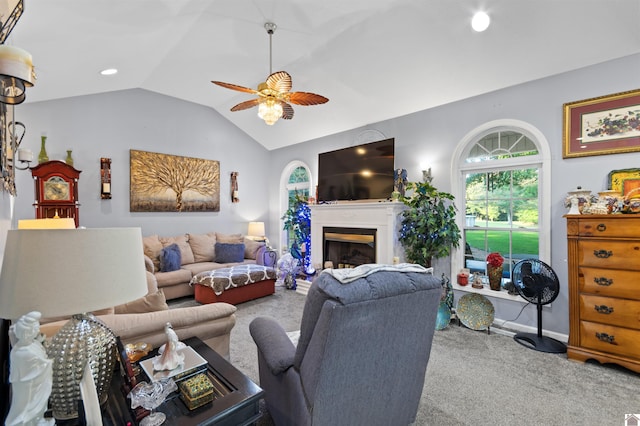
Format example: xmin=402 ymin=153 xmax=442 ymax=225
xmin=214 ymin=243 xmax=245 ymax=263
xmin=114 ymin=290 xmax=169 ymax=314
xmin=143 ymin=234 xmax=163 ymax=271
xmin=216 ymin=233 xmax=244 ymax=244
xmin=244 ymin=237 xmax=265 ymax=260
xmin=159 ymin=234 xmax=195 ymax=265
xmin=187 ymin=233 xmax=217 ymax=263
xmin=160 ymin=243 xmax=182 ymax=272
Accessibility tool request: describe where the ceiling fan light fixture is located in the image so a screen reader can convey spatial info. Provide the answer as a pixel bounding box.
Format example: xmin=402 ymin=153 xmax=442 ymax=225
xmin=212 ymin=21 xmax=328 ymax=124
xmin=258 ymin=98 xmax=283 ymax=125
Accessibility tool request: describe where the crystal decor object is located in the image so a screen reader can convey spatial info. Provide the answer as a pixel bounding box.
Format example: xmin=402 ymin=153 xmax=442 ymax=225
xmin=129 ymin=378 xmax=178 ymax=426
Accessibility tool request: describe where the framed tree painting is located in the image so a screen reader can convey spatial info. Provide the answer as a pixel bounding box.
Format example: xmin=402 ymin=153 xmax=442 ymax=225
xmin=130 ymin=150 xmax=220 ymax=212
xmin=563 ymin=88 xmax=640 ymax=158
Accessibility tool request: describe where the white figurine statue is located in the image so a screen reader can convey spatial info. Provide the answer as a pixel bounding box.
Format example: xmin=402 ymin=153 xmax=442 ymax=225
xmin=6 ymin=311 xmax=55 ymax=426
xmin=152 ymin=322 xmax=184 ymax=371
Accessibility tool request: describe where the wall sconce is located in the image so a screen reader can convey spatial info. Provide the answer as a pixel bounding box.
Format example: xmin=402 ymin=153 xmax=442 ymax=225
xmin=231 ymin=171 xmax=239 ymax=203
xmin=100 ymin=157 xmax=112 ymax=199
xmin=422 ymin=167 xmax=433 ymax=183
xmin=0 ymin=45 xmax=36 ymax=105
xmin=7 ymin=119 xmax=31 ymax=170
xmin=1 ymin=104 xmax=32 ymax=195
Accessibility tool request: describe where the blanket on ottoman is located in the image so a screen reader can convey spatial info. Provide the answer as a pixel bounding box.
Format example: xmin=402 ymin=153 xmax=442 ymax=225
xmin=190 ymin=264 xmax=277 ymax=296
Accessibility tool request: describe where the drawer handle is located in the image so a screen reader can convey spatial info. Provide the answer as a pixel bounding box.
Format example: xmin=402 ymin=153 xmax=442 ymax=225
xmin=593 ymin=249 xmax=613 ymax=258
xmin=594 ymin=277 xmax=613 ymax=286
xmin=594 ymin=305 xmax=614 ymax=314
xmin=595 ymin=332 xmax=616 ymax=344
xmin=596 ymin=223 xmax=606 ymax=232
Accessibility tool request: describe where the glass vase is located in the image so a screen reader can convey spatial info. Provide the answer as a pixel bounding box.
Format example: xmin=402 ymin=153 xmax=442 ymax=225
xmin=487 ymin=265 xmax=503 ymax=291
xmin=38 ymin=136 xmax=49 ymax=163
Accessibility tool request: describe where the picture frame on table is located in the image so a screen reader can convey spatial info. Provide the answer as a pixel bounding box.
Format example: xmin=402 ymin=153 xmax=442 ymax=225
xmin=563 ymin=88 xmax=640 ymax=158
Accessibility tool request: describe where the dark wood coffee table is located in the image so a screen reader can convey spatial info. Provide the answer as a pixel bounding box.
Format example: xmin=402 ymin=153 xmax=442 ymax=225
xmin=106 ymin=336 xmax=264 ymax=426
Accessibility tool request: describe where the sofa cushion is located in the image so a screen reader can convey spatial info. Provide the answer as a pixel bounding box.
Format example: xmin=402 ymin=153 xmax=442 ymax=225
xmin=160 ymin=243 xmax=182 ymax=272
xmin=216 ymin=233 xmax=243 ymax=244
xmin=244 ymin=237 xmax=265 ymax=260
xmin=187 ymin=233 xmax=217 ymax=263
xmin=215 ymin=243 xmax=245 ymax=263
xmin=182 ymin=261 xmax=227 ymax=275
xmin=154 ymin=268 xmax=193 ymax=288
xmin=160 ymin=234 xmax=195 ymax=265
xmin=114 ymin=290 xmax=169 ymax=314
xmin=143 ymin=234 xmax=163 ymax=271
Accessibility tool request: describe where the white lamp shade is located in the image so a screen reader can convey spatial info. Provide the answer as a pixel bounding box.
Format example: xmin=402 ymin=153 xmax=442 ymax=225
xmin=248 ymin=221 xmax=265 ymax=237
xmin=0 ymin=228 xmax=148 ymax=320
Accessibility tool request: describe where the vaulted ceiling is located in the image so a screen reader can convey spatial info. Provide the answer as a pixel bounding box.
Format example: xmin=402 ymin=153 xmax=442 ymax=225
xmin=9 ymin=0 xmax=640 ymax=150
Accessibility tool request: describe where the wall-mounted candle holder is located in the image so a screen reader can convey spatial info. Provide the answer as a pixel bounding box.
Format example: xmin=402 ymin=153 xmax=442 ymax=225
xmin=100 ymin=157 xmax=111 ymax=199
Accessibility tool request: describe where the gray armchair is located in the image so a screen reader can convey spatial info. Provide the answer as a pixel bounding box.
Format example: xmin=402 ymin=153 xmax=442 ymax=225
xmin=250 ymin=268 xmax=441 ymax=426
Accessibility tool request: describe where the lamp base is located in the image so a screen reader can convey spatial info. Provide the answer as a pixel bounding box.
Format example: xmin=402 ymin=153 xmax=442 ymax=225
xmin=46 ymin=313 xmax=117 ymax=420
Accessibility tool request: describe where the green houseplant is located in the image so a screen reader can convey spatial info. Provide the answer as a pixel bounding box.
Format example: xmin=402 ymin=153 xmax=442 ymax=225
xmin=399 ymin=181 xmax=461 ymax=268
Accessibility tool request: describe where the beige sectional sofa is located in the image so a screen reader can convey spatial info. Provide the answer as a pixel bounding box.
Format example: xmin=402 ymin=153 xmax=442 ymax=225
xmin=142 ymin=232 xmax=273 ymax=301
xmin=41 ymin=270 xmax=237 ymax=358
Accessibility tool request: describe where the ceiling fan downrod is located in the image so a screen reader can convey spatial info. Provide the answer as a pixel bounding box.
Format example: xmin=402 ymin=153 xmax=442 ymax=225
xmin=264 ymin=22 xmax=277 ymax=76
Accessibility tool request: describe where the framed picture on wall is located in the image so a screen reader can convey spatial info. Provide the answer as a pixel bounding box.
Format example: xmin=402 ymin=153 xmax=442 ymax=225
xmin=563 ymin=88 xmax=640 ymax=158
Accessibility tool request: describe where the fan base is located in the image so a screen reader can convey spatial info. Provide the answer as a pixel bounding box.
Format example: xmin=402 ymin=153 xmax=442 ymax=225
xmin=514 ymin=333 xmax=567 ymax=354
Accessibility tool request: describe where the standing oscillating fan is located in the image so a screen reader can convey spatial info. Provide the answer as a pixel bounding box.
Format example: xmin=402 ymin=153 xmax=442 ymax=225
xmin=511 ymin=259 xmax=567 ymax=353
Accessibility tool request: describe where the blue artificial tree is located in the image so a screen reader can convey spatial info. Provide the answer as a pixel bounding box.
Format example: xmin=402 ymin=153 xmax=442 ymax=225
xmin=282 ymin=192 xmax=312 ymax=277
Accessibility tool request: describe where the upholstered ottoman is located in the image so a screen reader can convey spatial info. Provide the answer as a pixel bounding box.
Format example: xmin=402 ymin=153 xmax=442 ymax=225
xmin=190 ymin=264 xmax=276 ymax=305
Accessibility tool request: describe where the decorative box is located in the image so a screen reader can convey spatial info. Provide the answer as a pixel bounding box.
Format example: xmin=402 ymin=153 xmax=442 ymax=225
xmin=179 ymin=373 xmax=215 ymax=410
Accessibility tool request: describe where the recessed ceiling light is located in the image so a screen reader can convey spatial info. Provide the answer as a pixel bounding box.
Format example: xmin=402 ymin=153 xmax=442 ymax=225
xmin=100 ymin=68 xmax=118 ymax=76
xmin=471 ymin=11 xmax=490 ymax=32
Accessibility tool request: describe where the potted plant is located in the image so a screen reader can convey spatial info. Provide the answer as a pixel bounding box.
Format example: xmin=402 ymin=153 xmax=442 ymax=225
xmin=399 ymin=181 xmax=461 ymax=268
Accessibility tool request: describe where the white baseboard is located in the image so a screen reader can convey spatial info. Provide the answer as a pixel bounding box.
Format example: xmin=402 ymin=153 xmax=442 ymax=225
xmin=489 ymin=318 xmax=568 ymax=343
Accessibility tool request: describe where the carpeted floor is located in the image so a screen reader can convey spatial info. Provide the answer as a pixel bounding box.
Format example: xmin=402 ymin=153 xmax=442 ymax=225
xmin=172 ymin=286 xmax=640 ymax=425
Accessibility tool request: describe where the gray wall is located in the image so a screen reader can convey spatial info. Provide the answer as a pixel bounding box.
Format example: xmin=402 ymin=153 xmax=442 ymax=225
xmin=6 ymin=53 xmax=640 ymax=336
xmin=268 ymin=53 xmax=640 ymax=336
xmin=13 ymin=89 xmax=272 ymax=236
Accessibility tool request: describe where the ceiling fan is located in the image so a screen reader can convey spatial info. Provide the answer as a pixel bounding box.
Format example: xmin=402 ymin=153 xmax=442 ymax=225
xmin=212 ymin=22 xmax=329 ymax=126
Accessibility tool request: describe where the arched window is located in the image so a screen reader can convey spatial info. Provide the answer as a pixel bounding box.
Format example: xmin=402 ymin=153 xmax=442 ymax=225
xmin=451 ymin=120 xmax=551 ymax=293
xmin=279 ymin=161 xmax=313 ymax=252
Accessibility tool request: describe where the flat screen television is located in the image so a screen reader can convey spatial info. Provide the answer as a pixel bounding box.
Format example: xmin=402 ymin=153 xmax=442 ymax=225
xmin=317 ymin=138 xmax=395 ymax=202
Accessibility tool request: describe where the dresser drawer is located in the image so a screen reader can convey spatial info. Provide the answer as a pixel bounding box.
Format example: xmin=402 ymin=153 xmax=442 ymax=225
xmin=580 ymin=321 xmax=640 ymax=359
xmin=579 ymin=267 xmax=640 ymax=299
xmin=578 ymin=240 xmax=640 ymax=269
xmin=577 ymin=218 xmax=640 ymax=238
xmin=579 ymin=294 xmax=640 ymax=329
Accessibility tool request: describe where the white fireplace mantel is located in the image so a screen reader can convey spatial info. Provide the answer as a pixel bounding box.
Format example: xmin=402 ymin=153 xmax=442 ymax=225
xmin=309 ymin=201 xmax=407 ymax=268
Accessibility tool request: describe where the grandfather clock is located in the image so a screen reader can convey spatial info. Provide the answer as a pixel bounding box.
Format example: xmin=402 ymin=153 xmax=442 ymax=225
xmin=31 ymin=160 xmax=81 ymax=227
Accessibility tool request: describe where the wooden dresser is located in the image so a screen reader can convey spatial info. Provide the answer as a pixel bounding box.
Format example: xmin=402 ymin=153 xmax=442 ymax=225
xmin=565 ymin=214 xmax=640 ymax=373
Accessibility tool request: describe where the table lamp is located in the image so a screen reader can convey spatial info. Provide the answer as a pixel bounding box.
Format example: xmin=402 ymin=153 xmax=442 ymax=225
xmin=247 ymin=221 xmax=266 ymax=241
xmin=0 ymin=228 xmax=148 ymax=420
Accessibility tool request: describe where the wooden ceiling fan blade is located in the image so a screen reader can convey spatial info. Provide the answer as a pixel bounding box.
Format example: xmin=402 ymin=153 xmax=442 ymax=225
xmin=230 ymin=98 xmax=261 ymax=111
xmin=280 ymin=101 xmax=294 ymax=120
xmin=266 ymin=71 xmax=292 ymax=93
xmin=212 ymin=81 xmax=258 ymax=95
xmin=288 ymin=92 xmax=329 ymax=106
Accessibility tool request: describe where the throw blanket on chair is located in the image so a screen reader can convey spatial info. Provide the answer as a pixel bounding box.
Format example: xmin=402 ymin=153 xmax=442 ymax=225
xmin=322 ymin=263 xmax=433 ymax=284
xmin=190 ymin=265 xmax=276 ymax=295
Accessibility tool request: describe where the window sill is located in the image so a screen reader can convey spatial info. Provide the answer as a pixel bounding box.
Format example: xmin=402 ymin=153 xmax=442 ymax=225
xmin=452 ymin=282 xmax=526 ymax=303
